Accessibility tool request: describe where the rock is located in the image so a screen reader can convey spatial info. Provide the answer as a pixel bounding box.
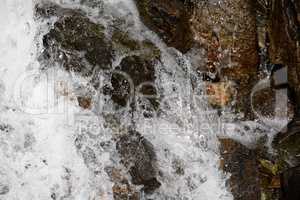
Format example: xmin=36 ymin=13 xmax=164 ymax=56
xmin=191 ymin=0 xmax=259 ymax=118
xmin=134 ymin=0 xmax=194 ymax=52
xmin=268 ymin=0 xmax=300 ymax=108
xmin=43 ymin=12 xmax=112 ymax=75
xmin=39 ymin=4 xmax=113 ymax=75
xmin=116 ymin=130 xmax=161 ymax=193
xmin=112 ymin=183 xmax=140 ymax=200
xmin=105 ymin=167 xmax=140 ymax=200
xmin=281 ymin=166 xmax=300 ymax=200
xmin=273 ymin=117 xmax=300 ymax=168
xmin=77 ymin=96 xmax=92 ymax=110
xmin=111 ymin=55 xmax=159 ymax=110
xmin=251 ymin=86 xmax=295 ymax=120
xmin=206 ymin=81 xmax=235 ymax=108
xmin=219 ymin=138 xmax=260 ymax=200
xmin=37 ymin=2 xmax=161 ymax=113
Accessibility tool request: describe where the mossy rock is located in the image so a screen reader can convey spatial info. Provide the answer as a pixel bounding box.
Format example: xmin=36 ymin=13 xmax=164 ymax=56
xmin=38 ymin=2 xmax=161 ymax=113
xmin=42 ymin=11 xmax=113 ymax=75
xmin=111 ymin=26 xmax=161 ymax=58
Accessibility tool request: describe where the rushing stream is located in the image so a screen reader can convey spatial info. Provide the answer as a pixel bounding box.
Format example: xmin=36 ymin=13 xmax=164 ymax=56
xmin=0 ymin=0 xmax=291 ymax=199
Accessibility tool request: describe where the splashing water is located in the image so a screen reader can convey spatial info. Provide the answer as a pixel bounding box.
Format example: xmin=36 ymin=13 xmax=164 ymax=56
xmin=0 ymin=0 xmax=240 ymax=199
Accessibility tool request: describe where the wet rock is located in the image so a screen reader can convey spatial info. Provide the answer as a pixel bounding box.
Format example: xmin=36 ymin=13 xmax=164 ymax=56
xmin=268 ymin=0 xmax=300 ymax=107
xmin=105 ymin=167 xmax=140 ymax=200
xmin=111 ymin=29 xmax=160 ymax=56
xmin=251 ymin=86 xmax=295 ymax=120
xmin=35 ymin=2 xmax=85 ymax=19
xmin=111 ymin=55 xmax=159 ymax=110
xmin=135 ymin=0 xmax=194 ymax=52
xmin=39 ymin=5 xmax=113 ymax=75
xmin=112 ymin=183 xmax=140 ymax=200
xmin=273 ymin=117 xmax=300 ymax=168
xmin=281 ymin=166 xmax=300 ymax=200
xmin=191 ymin=0 xmax=259 ymax=118
xmin=219 ymin=138 xmax=260 ymax=200
xmin=206 ymin=81 xmax=235 ymax=108
xmin=37 ymin=3 xmax=161 ymax=112
xmin=116 ymin=130 xmax=161 ymax=193
xmin=77 ymin=96 xmax=92 ymax=110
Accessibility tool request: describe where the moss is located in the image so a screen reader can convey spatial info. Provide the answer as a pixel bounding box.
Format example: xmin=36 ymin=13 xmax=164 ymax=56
xmin=112 ymin=31 xmax=140 ymax=51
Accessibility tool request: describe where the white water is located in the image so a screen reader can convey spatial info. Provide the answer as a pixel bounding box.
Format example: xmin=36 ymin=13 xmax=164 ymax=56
xmin=0 ymin=0 xmax=270 ymax=199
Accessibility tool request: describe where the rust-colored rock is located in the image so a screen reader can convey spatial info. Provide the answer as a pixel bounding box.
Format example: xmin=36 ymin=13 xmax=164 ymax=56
xmin=219 ymin=138 xmax=260 ymax=200
xmin=191 ymin=0 xmax=259 ymax=118
xmin=206 ymin=81 xmax=235 ymax=108
xmin=77 ymin=96 xmax=92 ymax=109
xmin=105 ymin=167 xmax=140 ymax=200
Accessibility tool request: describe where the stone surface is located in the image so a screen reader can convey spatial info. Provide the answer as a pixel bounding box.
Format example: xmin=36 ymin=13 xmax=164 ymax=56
xmin=134 ymin=0 xmax=194 ymax=52
xmin=273 ymin=117 xmax=300 ymax=168
xmin=37 ymin=2 xmax=161 ymax=112
xmin=206 ymin=81 xmax=235 ymax=108
xmin=77 ymin=96 xmax=92 ymax=109
xmin=191 ymin=0 xmax=259 ymax=118
xmin=111 ymin=55 xmax=159 ymax=110
xmin=281 ymin=166 xmax=300 ymax=200
xmin=41 ymin=11 xmax=113 ymax=76
xmin=116 ymin=130 xmax=161 ymax=193
xmin=105 ymin=167 xmax=140 ymax=200
xmin=219 ymin=138 xmax=260 ymax=200
xmin=268 ymin=0 xmax=300 ymax=109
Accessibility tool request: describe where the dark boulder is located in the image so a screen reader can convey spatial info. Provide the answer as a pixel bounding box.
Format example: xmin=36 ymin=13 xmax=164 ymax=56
xmin=281 ymin=166 xmax=300 ymax=200
xmin=219 ymin=138 xmax=261 ymax=200
xmin=135 ymin=0 xmax=194 ymax=52
xmin=273 ymin=117 xmax=300 ymax=168
xmin=37 ymin=3 xmax=128 ymax=78
xmin=116 ymin=130 xmax=161 ymax=193
xmin=111 ymin=55 xmax=159 ymax=110
xmin=38 ymin=4 xmax=113 ymax=75
xmin=268 ymin=0 xmax=300 ymax=107
xmin=37 ymin=2 xmax=161 ymax=113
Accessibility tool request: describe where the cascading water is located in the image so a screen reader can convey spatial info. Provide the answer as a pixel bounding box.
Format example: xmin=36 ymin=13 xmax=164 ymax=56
xmin=1 ymin=0 xmax=287 ymax=199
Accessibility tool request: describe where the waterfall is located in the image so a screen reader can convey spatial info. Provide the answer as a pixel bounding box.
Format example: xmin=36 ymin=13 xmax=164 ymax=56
xmin=1 ymin=0 xmax=285 ymax=199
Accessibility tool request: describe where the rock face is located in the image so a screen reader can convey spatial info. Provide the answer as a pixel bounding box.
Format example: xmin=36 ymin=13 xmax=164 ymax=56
xmin=191 ymin=0 xmax=259 ymax=117
xmin=135 ymin=0 xmax=194 ymax=52
xmin=281 ymin=166 xmax=300 ymax=200
xmin=37 ymin=2 xmax=161 ymax=110
xmin=111 ymin=55 xmax=159 ymax=109
xmin=116 ymin=130 xmax=161 ymax=193
xmin=273 ymin=117 xmax=300 ymax=168
xmin=220 ymin=139 xmax=260 ymax=200
xmin=135 ymin=0 xmax=260 ymax=117
xmin=42 ymin=11 xmax=113 ymax=76
xmin=268 ymin=0 xmax=300 ymax=109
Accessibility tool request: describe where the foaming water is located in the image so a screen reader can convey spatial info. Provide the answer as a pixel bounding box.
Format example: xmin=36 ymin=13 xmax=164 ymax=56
xmin=0 ymin=0 xmax=236 ymax=199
